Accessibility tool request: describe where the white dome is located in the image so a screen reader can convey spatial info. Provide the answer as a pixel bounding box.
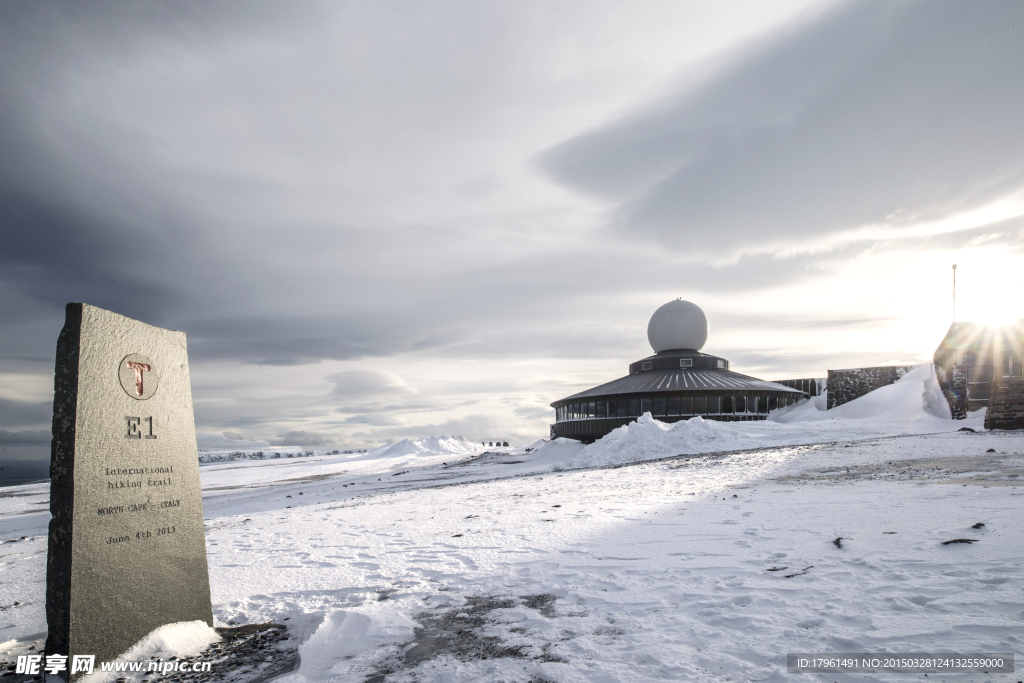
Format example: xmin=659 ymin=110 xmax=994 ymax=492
xmin=647 ymin=300 xmax=708 ymax=352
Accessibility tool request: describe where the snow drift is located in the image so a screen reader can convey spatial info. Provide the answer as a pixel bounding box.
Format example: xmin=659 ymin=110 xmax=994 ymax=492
xmin=774 ymin=361 xmax=952 ymax=422
xmin=90 ymin=621 xmax=221 ymax=683
xmin=556 ymin=362 xmax=980 ymax=470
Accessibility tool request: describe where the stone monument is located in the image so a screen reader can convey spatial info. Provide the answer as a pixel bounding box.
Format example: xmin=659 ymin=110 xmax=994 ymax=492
xmin=46 ymin=303 xmax=213 ymax=670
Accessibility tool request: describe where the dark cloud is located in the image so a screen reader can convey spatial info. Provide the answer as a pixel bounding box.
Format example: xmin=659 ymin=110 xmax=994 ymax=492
xmin=194 ymin=432 xmax=271 ymax=450
xmin=341 ymin=414 xmax=406 ymax=427
xmin=0 ymin=398 xmax=52 ymax=429
xmin=0 ymin=0 xmax=858 ymax=378
xmin=0 ymin=430 xmax=51 ymax=445
xmin=513 ymin=405 xmax=557 ymax=420
xmin=269 ymin=430 xmax=336 ymax=447
xmin=328 ymin=370 xmax=416 ymax=397
xmin=543 ymin=0 xmax=1024 ymax=255
xmin=344 ymin=414 xmax=525 ymax=445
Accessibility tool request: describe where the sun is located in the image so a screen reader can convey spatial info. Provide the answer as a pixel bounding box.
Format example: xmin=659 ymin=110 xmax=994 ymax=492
xmin=951 ymin=255 xmax=1023 ymax=328
xmin=966 ymin=302 xmax=1023 ymax=329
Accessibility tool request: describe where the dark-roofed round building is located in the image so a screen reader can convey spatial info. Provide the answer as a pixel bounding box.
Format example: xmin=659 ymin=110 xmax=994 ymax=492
xmin=550 ymin=300 xmax=805 ymax=443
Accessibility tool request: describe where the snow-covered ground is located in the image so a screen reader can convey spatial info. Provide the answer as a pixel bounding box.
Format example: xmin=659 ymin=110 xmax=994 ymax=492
xmin=2 ymin=364 xmax=1022 ymax=682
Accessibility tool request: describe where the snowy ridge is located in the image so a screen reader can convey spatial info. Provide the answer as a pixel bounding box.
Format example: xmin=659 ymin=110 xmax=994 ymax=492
xmin=362 ymin=435 xmax=485 ymax=461
xmin=560 ymin=414 xmax=788 ymax=469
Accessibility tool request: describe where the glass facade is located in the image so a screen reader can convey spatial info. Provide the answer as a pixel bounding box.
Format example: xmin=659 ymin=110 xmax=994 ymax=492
xmin=555 ymin=394 xmax=799 ymax=422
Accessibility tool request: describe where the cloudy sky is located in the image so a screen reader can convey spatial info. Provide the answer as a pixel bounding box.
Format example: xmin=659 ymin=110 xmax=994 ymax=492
xmin=2 ymin=0 xmax=1023 ymax=458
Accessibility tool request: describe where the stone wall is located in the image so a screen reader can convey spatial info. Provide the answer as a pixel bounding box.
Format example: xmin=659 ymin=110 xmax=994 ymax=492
xmin=984 ymin=377 xmax=1024 ymax=430
xmin=934 ymin=363 xmax=968 ymax=420
xmin=772 ymin=378 xmax=825 ymax=397
xmin=826 ymin=366 xmax=917 ymax=410
xmin=933 ymin=321 xmax=1024 ymax=418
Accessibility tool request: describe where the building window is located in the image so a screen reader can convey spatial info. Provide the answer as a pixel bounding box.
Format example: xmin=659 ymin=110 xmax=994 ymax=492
xmin=642 ymin=361 xmax=652 ymax=371
xmin=722 ymin=396 xmax=733 ymax=413
xmin=667 ymin=397 xmax=680 ymax=415
xmin=769 ymin=396 xmax=778 ymax=411
xmin=597 ymin=401 xmax=606 ymax=418
xmin=716 ymin=360 xmax=725 ymax=369
xmin=694 ymin=396 xmax=708 ymax=414
xmin=617 ymin=401 xmax=627 ymax=418
xmin=640 ymin=398 xmax=652 ymax=414
xmin=680 ymin=397 xmax=693 ymax=414
xmin=587 ymin=401 xmax=596 ymax=418
xmin=573 ymin=402 xmax=581 ymax=419
xmin=707 ymin=396 xmax=721 ymax=414
xmin=653 ymin=397 xmax=666 ymax=416
xmin=758 ymin=396 xmax=769 ymax=414
xmin=629 ymin=398 xmax=640 ymax=417
xmin=736 ymin=396 xmax=746 ymax=413
xmin=680 ymin=358 xmax=692 ymax=367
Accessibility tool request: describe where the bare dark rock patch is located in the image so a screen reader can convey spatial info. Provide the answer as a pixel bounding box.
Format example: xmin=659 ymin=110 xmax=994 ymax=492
xmin=363 ymin=594 xmax=565 ymax=682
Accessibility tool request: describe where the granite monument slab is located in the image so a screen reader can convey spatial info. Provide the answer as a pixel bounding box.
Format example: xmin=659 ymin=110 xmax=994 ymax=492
xmin=46 ymin=303 xmax=213 ymax=673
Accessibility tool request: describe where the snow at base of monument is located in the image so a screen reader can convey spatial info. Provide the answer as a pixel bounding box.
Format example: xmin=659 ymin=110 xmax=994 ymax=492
xmin=280 ymin=606 xmax=420 ymax=683
xmin=88 ymin=621 xmax=221 ymax=683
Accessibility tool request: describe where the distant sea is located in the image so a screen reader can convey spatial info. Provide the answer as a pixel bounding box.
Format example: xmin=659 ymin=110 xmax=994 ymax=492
xmin=0 ymin=461 xmax=50 ymax=488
